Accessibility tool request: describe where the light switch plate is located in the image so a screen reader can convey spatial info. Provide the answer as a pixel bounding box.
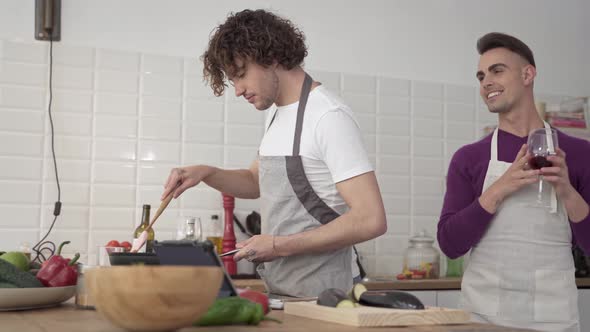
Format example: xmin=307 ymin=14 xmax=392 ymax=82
xmin=35 ymin=0 xmax=61 ymax=41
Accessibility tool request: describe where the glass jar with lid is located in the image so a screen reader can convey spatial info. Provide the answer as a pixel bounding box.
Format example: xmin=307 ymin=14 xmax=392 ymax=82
xmin=402 ymin=230 xmax=440 ymax=279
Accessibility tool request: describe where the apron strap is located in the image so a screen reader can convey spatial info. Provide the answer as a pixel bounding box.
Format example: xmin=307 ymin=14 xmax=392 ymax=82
xmin=543 ymin=121 xmax=556 ymax=154
xmin=490 ymin=127 xmax=499 ymax=161
xmin=542 ymin=121 xmax=559 ymax=213
xmin=288 ymin=73 xmax=367 ymax=278
xmin=292 ymin=74 xmax=313 ymax=156
xmin=491 ymin=121 xmax=554 ymax=159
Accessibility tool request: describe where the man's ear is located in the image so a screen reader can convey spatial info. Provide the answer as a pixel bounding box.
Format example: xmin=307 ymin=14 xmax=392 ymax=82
xmin=522 ymin=65 xmax=536 ymax=86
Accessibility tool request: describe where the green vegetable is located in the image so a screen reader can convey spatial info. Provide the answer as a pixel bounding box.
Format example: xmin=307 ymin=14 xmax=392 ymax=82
xmin=0 ymin=259 xmax=44 ymax=288
xmin=194 ymin=296 xmax=281 ymax=326
xmin=0 ymin=281 xmax=18 ymax=288
xmin=0 ymin=252 xmax=30 ymax=271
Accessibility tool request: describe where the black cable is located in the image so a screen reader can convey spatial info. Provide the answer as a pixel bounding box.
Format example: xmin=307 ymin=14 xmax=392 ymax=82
xmin=31 ymin=37 xmax=61 ymax=263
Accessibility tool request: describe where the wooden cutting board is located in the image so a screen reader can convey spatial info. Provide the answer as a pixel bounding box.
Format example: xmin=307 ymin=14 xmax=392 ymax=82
xmin=284 ymin=301 xmax=470 ymax=327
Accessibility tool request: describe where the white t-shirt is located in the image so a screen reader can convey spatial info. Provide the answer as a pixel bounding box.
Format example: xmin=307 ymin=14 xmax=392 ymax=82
xmin=259 ymin=85 xmax=373 ymax=277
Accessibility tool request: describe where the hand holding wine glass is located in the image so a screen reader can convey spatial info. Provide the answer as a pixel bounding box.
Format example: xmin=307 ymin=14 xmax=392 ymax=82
xmin=527 ymin=127 xmax=558 ymax=207
xmin=539 ymin=148 xmax=575 ymax=199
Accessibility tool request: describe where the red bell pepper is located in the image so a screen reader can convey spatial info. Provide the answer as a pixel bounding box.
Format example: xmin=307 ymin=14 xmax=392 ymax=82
xmin=36 ymin=241 xmax=80 ymax=287
xmin=47 ymin=253 xmax=80 ymax=287
xmin=237 ymin=288 xmax=270 ymax=314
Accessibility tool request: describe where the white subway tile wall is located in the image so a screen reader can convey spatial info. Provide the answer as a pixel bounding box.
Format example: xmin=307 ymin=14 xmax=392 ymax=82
xmin=0 ymin=40 xmax=569 ymax=275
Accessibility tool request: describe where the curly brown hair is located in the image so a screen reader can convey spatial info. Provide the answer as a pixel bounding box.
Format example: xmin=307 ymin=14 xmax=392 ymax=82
xmin=201 ymin=9 xmax=308 ymax=96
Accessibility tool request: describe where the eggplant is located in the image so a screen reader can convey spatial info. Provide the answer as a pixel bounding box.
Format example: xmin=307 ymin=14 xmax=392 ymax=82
xmin=317 ymin=288 xmax=355 ymax=308
xmin=359 ymin=290 xmax=425 ymax=310
xmin=349 ymin=283 xmax=367 ymax=302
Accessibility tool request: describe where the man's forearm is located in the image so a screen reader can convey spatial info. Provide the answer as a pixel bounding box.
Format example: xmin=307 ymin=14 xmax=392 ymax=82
xmin=274 ymin=210 xmax=386 ymax=257
xmin=202 ymin=167 xmax=260 ymax=199
xmin=562 ymin=186 xmax=590 ymax=223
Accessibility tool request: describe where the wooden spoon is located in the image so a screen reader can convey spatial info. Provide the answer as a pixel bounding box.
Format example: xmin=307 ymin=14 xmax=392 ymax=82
xmin=130 ymin=191 xmax=175 ymax=253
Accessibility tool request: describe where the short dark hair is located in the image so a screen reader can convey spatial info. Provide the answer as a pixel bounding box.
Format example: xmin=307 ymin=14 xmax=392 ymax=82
xmin=201 ymin=9 xmax=308 ymax=96
xmin=476 ymin=32 xmax=535 ymax=67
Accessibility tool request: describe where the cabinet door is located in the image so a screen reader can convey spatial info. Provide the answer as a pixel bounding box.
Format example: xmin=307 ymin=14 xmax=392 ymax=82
xmin=406 ymin=291 xmax=437 ymax=307
xmin=578 ymin=289 xmax=590 ymax=331
xmin=437 ymin=290 xmax=461 ymax=309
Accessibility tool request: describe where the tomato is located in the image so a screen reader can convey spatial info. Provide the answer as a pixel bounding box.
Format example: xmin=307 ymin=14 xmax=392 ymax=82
xmin=106 ymin=240 xmax=120 ymax=247
xmin=237 ymin=289 xmax=270 ymax=313
xmin=120 ymin=241 xmax=132 ymax=251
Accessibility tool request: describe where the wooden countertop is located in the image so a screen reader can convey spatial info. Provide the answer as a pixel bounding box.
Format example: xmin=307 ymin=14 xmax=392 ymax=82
xmin=234 ymin=277 xmax=590 ymax=292
xmin=0 ymin=302 xmax=538 ymax=332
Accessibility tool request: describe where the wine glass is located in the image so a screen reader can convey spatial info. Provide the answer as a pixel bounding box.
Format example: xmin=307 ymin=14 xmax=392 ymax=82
xmin=527 ymin=127 xmax=558 ymax=207
xmin=176 ymin=216 xmax=202 ymax=241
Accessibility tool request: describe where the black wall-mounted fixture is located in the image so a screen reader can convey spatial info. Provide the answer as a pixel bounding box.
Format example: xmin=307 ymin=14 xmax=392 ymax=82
xmin=35 ymin=0 xmax=61 ymax=41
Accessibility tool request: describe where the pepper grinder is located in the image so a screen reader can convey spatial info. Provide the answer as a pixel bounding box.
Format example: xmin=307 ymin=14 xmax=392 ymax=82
xmin=222 ymin=193 xmax=237 ymax=275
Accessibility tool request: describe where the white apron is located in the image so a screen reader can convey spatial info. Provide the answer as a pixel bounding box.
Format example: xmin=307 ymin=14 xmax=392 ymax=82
xmin=460 ymin=123 xmax=579 ymax=332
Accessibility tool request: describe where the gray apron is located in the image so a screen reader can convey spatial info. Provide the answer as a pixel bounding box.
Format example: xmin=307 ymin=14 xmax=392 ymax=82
xmin=461 ymin=123 xmax=579 ymax=332
xmin=257 ymin=74 xmax=353 ymax=297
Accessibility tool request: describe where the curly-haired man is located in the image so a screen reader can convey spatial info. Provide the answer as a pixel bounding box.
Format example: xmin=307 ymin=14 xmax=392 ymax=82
xmin=161 ymin=9 xmax=387 ymax=297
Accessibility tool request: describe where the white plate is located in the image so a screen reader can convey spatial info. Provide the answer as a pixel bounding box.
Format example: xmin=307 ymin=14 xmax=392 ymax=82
xmin=0 ymin=286 xmax=76 ymax=311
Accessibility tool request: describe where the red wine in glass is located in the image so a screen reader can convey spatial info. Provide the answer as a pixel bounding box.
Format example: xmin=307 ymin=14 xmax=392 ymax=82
xmin=527 ymin=127 xmax=558 ymax=207
xmin=528 ymin=155 xmax=553 ymax=170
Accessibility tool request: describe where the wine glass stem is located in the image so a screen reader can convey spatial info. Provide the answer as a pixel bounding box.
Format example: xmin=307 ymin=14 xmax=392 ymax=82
xmin=537 ymin=176 xmax=544 ymax=203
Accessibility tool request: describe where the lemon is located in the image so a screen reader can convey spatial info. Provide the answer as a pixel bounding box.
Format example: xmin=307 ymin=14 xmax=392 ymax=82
xmin=0 ymin=252 xmax=30 ymax=271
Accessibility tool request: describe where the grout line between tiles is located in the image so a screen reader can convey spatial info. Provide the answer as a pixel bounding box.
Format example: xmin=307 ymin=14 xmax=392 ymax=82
xmin=409 ymin=81 xmax=415 ymax=239
xmin=134 ymin=54 xmax=144 ymax=231
xmin=86 ymin=47 xmax=99 ymax=261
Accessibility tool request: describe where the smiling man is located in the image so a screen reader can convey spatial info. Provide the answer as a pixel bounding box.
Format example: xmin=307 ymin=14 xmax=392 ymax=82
xmin=437 ymin=32 xmax=590 ymax=332
xmin=160 ymin=9 xmax=387 ymax=297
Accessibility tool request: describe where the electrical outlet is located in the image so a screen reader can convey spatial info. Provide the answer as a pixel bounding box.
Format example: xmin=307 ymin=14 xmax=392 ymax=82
xmin=35 ymin=0 xmax=61 ymax=41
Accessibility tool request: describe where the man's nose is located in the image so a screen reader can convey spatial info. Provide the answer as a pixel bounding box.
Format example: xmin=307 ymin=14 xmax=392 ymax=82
xmin=234 ymin=84 xmax=245 ymax=97
xmin=481 ymin=77 xmax=493 ymax=89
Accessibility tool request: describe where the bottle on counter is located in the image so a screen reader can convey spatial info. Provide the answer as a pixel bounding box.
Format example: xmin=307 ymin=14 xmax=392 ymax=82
xmin=133 ymin=204 xmax=155 ymax=253
xmin=206 ymin=214 xmax=223 ymax=255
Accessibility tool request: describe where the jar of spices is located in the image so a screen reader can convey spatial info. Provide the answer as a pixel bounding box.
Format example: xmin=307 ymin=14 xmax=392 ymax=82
xmin=401 ymin=230 xmax=440 ymax=280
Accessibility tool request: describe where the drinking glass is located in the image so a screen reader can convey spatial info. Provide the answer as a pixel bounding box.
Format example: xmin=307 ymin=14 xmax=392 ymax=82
xmin=97 ymin=246 xmax=124 ymax=266
xmin=527 ymin=127 xmax=558 ymax=207
xmin=176 ymin=216 xmax=202 ymax=241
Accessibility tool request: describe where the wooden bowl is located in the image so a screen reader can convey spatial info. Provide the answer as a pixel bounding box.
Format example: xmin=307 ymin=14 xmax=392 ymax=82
xmin=86 ymin=266 xmax=223 ymax=331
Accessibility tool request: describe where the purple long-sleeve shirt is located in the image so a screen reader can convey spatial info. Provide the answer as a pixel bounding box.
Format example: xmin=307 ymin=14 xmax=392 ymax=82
xmin=438 ymin=128 xmax=590 ymax=258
